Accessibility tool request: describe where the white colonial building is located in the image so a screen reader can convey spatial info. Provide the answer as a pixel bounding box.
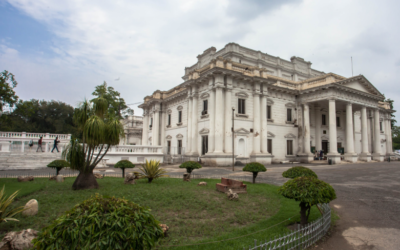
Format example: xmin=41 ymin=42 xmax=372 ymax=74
xmin=139 ymin=43 xmax=394 ymax=165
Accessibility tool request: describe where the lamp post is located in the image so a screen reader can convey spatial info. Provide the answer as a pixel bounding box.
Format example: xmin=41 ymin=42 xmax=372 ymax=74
xmin=232 ymin=107 xmax=235 ymax=171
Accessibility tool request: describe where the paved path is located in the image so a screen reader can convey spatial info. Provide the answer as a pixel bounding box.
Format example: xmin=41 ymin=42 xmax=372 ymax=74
xmin=2 ymin=161 xmax=399 ymax=249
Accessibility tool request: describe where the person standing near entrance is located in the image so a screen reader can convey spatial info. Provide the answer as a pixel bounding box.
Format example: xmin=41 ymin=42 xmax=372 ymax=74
xmin=319 ymin=150 xmax=323 ymax=160
xmin=51 ymin=137 xmax=60 ymax=153
xmin=36 ymin=137 xmax=43 ymax=152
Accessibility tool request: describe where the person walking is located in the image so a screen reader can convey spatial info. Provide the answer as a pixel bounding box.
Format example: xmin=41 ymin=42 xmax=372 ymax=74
xmin=319 ymin=150 xmax=324 ymax=160
xmin=36 ymin=137 xmax=43 ymax=152
xmin=51 ymin=137 xmax=60 ymax=153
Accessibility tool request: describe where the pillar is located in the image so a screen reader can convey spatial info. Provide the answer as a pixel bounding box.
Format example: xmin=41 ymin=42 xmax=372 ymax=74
xmin=191 ymin=87 xmax=199 ymax=156
xmin=327 ymin=99 xmax=340 ymax=163
xmin=160 ymin=108 xmax=166 ymax=147
xmin=360 ymin=106 xmax=371 ymax=161
xmin=252 ymin=93 xmax=261 ymax=154
xmin=214 ymin=86 xmax=224 ymax=153
xmin=386 ymin=116 xmax=393 ymax=154
xmin=224 ymin=87 xmax=233 ymax=153
xmin=372 ymin=109 xmax=383 ymax=161
xmin=152 ymin=103 xmax=160 ymax=146
xmin=260 ymin=94 xmax=268 ymax=153
xmin=186 ymin=95 xmax=192 ymax=154
xmin=142 ymin=110 xmax=149 ymax=146
xmin=303 ymin=103 xmax=311 ymax=154
xmin=344 ymin=103 xmax=357 ymax=162
xmin=315 ymin=104 xmax=322 ymax=152
xmin=208 ymin=79 xmax=215 ymax=154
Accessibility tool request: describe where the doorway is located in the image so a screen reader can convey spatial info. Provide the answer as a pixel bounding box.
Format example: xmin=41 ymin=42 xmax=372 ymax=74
xmin=322 ymin=140 xmax=328 ymax=155
xmin=201 ymin=136 xmax=208 ymax=155
xmin=238 ymin=138 xmax=245 ymax=156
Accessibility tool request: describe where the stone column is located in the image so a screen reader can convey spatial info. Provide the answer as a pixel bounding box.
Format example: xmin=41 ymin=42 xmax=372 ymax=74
xmin=152 ymin=103 xmax=160 ymax=146
xmin=208 ymin=80 xmax=215 ymax=154
xmin=303 ymin=103 xmax=311 ymax=154
xmin=360 ymin=106 xmax=371 ymax=161
xmin=160 ymin=108 xmax=166 ymax=148
xmin=327 ymin=99 xmax=340 ymax=163
xmin=315 ymin=104 xmax=322 ymax=151
xmin=252 ymin=93 xmax=261 ymax=154
xmin=344 ymin=103 xmax=357 ymax=162
xmin=260 ymin=94 xmax=268 ymax=153
xmin=186 ymin=94 xmax=192 ymax=154
xmin=386 ymin=116 xmax=393 ymax=155
xmin=142 ymin=110 xmax=149 ymax=145
xmin=372 ymin=109 xmax=383 ymax=161
xmin=224 ymin=87 xmax=233 ymax=153
xmin=191 ymin=87 xmax=199 ymax=156
xmin=214 ymin=86 xmax=224 ymax=153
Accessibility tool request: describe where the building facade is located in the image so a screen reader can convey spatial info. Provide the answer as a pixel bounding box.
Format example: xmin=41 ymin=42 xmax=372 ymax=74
xmin=119 ymin=115 xmax=143 ymax=145
xmin=139 ymin=43 xmax=394 ymax=165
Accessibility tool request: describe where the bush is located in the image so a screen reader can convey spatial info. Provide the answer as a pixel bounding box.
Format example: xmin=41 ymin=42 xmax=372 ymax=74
xmin=47 ymin=160 xmax=70 ymax=175
xmin=242 ymin=162 xmax=267 ymax=184
xmin=278 ymin=177 xmax=336 ymax=225
xmin=114 ymin=160 xmax=135 ymax=178
xmin=32 ymin=194 xmax=164 ymax=250
xmin=282 ymin=166 xmax=318 ymax=179
xmin=139 ymin=160 xmax=168 ymax=183
xmin=179 ymin=161 xmax=202 ymax=174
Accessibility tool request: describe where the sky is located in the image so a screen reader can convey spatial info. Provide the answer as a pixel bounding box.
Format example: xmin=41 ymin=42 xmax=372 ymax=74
xmin=0 ymin=0 xmax=399 ymax=119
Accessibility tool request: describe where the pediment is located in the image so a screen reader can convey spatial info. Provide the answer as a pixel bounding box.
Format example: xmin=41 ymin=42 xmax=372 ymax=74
xmin=235 ymin=91 xmax=249 ymax=98
xmin=284 ymin=133 xmax=296 ymax=139
xmin=199 ymin=128 xmax=210 ymax=134
xmin=267 ymin=98 xmax=274 ymax=105
xmin=321 ymin=135 xmax=329 ymax=140
xmin=285 ymin=102 xmax=296 ymax=108
xmin=177 ymin=105 xmax=183 ymax=111
xmin=176 ymin=133 xmax=184 ymax=138
xmin=234 ymin=128 xmax=250 ymax=135
xmin=167 ymin=109 xmax=172 ymax=114
xmin=166 ymin=135 xmax=172 ymax=139
xmin=200 ymin=92 xmax=210 ymax=99
xmin=267 ymin=132 xmax=275 ymax=138
xmin=338 ymin=76 xmax=384 ymax=98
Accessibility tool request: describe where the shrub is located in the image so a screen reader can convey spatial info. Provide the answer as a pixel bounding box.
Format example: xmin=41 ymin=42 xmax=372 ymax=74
xmin=242 ymin=162 xmax=267 ymax=184
xmin=282 ymin=166 xmax=318 ymax=179
xmin=32 ymin=194 xmax=164 ymax=249
xmin=139 ymin=160 xmax=168 ymax=183
xmin=47 ymin=159 xmax=70 ymax=175
xmin=179 ymin=161 xmax=202 ymax=174
xmin=0 ymin=185 xmax=25 ymax=224
xmin=114 ymin=160 xmax=135 ymax=178
xmin=278 ymin=177 xmax=336 ymax=226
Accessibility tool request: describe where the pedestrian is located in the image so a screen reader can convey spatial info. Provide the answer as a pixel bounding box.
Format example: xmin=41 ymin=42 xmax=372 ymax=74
xmin=319 ymin=150 xmax=323 ymax=160
xmin=28 ymin=139 xmax=33 ymax=152
xmin=36 ymin=137 xmax=43 ymax=152
xmin=51 ymin=137 xmax=60 ymax=153
xmin=314 ymin=150 xmax=319 ymax=160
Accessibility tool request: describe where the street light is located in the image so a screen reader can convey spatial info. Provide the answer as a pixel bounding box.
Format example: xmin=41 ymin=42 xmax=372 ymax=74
xmin=232 ymin=107 xmax=235 ymax=171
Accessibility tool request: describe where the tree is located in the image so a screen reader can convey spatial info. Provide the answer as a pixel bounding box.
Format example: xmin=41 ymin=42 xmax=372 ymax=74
xmin=91 ymin=82 xmax=133 ymax=119
xmin=179 ymin=161 xmax=202 ymax=174
xmin=47 ymin=160 xmax=70 ymax=176
xmin=278 ymin=177 xmax=336 ymax=226
xmin=63 ymin=97 xmax=124 ymax=190
xmin=282 ymin=166 xmax=318 ymax=179
xmin=392 ymin=125 xmax=400 ymax=150
xmin=0 ymin=70 xmax=19 ymax=114
xmin=242 ymin=162 xmax=267 ymax=184
xmin=114 ymin=160 xmax=135 ymax=178
xmin=385 ymin=98 xmax=396 ymax=128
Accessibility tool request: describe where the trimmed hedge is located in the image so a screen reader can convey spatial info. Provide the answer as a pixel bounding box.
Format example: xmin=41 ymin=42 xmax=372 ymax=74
xmin=242 ymin=162 xmax=267 ymax=184
xmin=33 ymin=194 xmax=164 ymax=250
xmin=179 ymin=161 xmax=202 ymax=174
xmin=47 ymin=160 xmax=70 ymax=175
xmin=114 ymin=160 xmax=135 ymax=169
xmin=282 ymin=166 xmax=318 ymax=179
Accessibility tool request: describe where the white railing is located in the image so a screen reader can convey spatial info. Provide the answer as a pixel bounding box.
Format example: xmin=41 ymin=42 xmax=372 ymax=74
xmin=93 ymin=145 xmax=163 ymax=154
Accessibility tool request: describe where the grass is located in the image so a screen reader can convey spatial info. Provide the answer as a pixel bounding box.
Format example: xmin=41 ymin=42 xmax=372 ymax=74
xmin=0 ymin=177 xmax=322 ymax=249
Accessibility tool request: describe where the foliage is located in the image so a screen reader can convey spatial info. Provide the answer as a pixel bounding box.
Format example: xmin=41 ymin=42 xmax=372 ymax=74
xmin=139 ymin=160 xmax=168 ymax=183
xmin=0 ymin=70 xmax=18 ymax=112
xmin=0 ymin=99 xmax=78 ymax=137
xmin=278 ymin=177 xmax=336 ymax=225
xmin=282 ymin=166 xmax=318 ymax=179
xmin=179 ymin=161 xmax=202 ymax=174
xmin=0 ymin=185 xmax=25 ymax=223
xmin=243 ymin=162 xmax=267 ymax=184
xmin=91 ymin=82 xmax=133 ymax=119
xmin=385 ymin=98 xmax=396 ymax=128
xmin=114 ymin=160 xmax=135 ymax=169
xmin=32 ymin=194 xmax=163 ymax=250
xmin=47 ymin=160 xmax=70 ymax=175
xmin=392 ymin=125 xmax=400 ymax=150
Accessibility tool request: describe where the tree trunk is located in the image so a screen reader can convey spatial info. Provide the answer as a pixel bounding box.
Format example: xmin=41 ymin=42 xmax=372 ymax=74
xmin=252 ymin=172 xmax=258 ymax=184
xmin=148 ymin=177 xmax=153 ymax=183
xmin=56 ymin=167 xmax=61 ymax=176
xmin=122 ymin=168 xmax=125 ymax=178
xmin=72 ymin=171 xmax=99 ymax=190
xmin=299 ymin=202 xmax=310 ymax=226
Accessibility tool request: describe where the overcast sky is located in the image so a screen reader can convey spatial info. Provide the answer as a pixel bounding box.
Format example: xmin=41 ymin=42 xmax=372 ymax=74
xmin=1 ymin=0 xmax=399 ymax=120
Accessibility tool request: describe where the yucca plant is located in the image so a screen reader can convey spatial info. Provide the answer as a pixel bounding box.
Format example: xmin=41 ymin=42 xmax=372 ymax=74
xmin=139 ymin=160 xmax=168 ymax=183
xmin=0 ymin=185 xmax=25 ymax=223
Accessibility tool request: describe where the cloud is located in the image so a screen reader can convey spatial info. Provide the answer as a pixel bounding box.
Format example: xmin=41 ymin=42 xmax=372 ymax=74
xmin=1 ymin=0 xmax=400 ymax=119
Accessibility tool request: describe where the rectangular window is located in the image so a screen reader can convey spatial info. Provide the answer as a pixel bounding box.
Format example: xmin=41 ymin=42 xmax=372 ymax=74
xmin=287 ymin=140 xmax=293 ymax=155
xmin=238 ymin=99 xmax=245 ymax=114
xmin=336 ymin=117 xmax=340 ymax=127
xmin=322 ymin=114 xmax=326 ymax=125
xmin=168 ymin=114 xmax=171 ymax=126
xmin=202 ymin=136 xmax=208 ymax=155
xmin=267 ymin=105 xmax=271 ymax=119
xmin=203 ymin=100 xmax=208 ymax=114
xmin=287 ymin=109 xmax=292 ymax=122
xmin=380 ymin=122 xmax=383 ymax=131
xmin=150 ymin=118 xmax=153 ymax=129
xmin=167 ymin=141 xmax=171 ymax=154
xmin=178 ymin=140 xmax=182 ymax=155
xmin=178 ymin=111 xmax=182 ymax=123
xmin=268 ymin=139 xmax=272 ymax=154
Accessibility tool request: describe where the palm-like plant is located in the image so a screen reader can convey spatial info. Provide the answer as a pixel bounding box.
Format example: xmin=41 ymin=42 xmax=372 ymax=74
xmin=0 ymin=186 xmax=25 ymax=223
xmin=63 ymin=97 xmax=124 ymax=190
xmin=139 ymin=160 xmax=168 ymax=183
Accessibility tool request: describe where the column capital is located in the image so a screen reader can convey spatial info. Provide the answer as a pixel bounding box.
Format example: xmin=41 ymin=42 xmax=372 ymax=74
xmin=328 ymin=98 xmax=336 ymax=102
xmin=346 ymin=102 xmax=353 ymax=107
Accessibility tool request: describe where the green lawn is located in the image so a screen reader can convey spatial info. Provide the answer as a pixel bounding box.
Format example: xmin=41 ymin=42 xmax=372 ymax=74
xmin=0 ymin=177 xmax=322 ymax=249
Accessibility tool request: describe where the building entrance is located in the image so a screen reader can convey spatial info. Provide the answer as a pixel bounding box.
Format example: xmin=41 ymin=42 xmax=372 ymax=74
xmin=202 ymin=136 xmax=208 ymax=155
xmin=322 ymin=140 xmax=328 ymax=156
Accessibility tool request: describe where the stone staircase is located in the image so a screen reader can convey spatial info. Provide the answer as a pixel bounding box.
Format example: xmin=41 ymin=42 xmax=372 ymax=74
xmin=0 ymin=152 xmax=62 ymax=170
